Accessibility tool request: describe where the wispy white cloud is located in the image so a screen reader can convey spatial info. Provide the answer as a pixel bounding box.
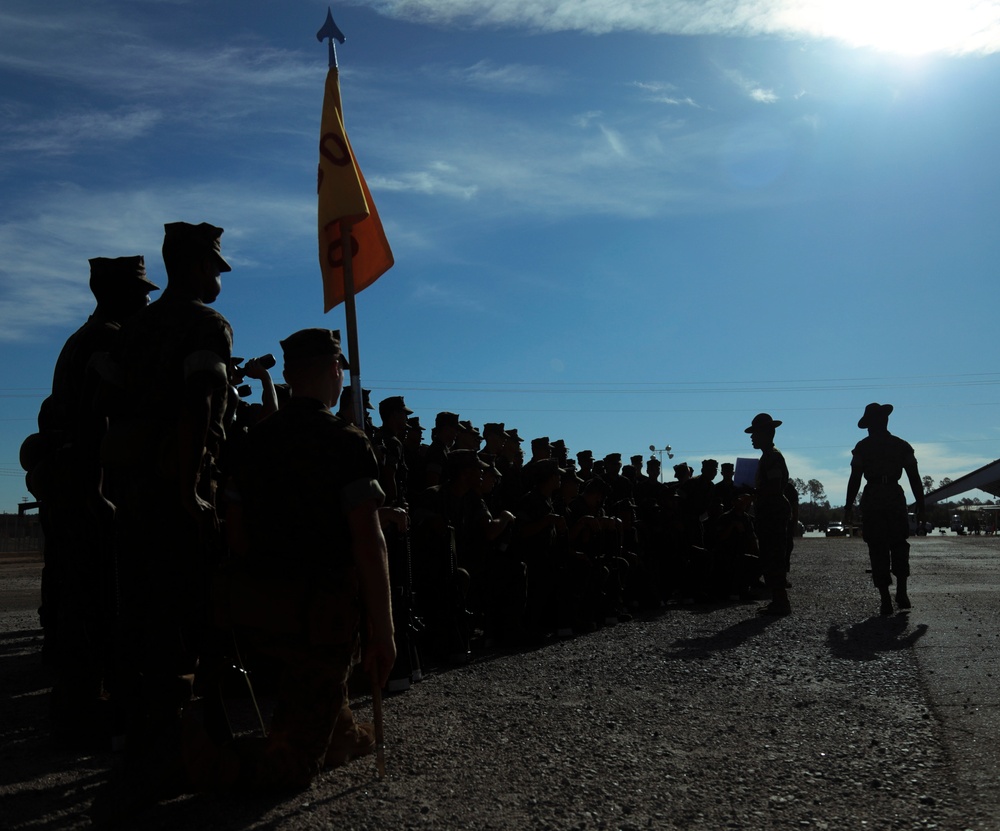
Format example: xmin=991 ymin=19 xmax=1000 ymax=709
xmin=370 ymin=164 xmax=479 ymax=199
xmin=410 ymin=280 xmax=486 ymax=310
xmin=441 ymin=59 xmax=562 ymax=93
xmin=723 ymin=68 xmax=779 ymax=103
xmin=357 ymin=0 xmax=1000 ymax=56
xmin=0 ymin=181 xmax=314 ymax=342
xmin=0 ymin=108 xmax=163 ymax=154
xmin=632 ymin=81 xmax=700 ymax=107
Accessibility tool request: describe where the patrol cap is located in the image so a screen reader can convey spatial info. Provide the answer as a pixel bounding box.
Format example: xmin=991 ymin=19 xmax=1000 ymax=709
xmin=479 ymin=453 xmax=502 ymax=479
xmin=858 ymin=402 xmax=893 ymax=429
xmin=605 ymin=452 xmax=622 ymax=463
xmin=530 ymin=457 xmax=564 ymax=484
xmin=407 ymin=415 xmax=424 ymax=433
xmin=162 ymin=221 xmax=232 ymax=272
xmin=531 ymin=436 xmax=551 ymax=451
xmin=459 ymin=420 xmax=482 ymax=439
xmin=89 ymin=255 xmax=159 ymax=296
xmin=340 ymin=385 xmax=371 ymax=408
xmin=379 ymin=395 xmax=413 ymax=417
xmin=483 ymin=422 xmax=506 ymax=437
xmin=744 ymin=413 xmax=782 ymax=434
xmin=630 ymin=454 xmax=643 ymax=466
xmin=577 ymin=450 xmax=593 ymax=461
xmin=721 ymin=462 xmax=735 ymax=472
xmin=279 ymin=328 xmax=350 ymax=369
xmin=702 ymin=459 xmax=718 ymax=468
xmin=436 ymin=411 xmax=460 ymax=429
xmin=506 ymin=428 xmax=524 ymax=443
xmin=446 ymin=448 xmax=490 ymax=475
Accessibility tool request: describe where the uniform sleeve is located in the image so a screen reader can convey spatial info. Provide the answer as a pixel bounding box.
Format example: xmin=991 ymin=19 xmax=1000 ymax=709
xmin=337 ymin=426 xmax=386 ymax=514
xmin=183 ymin=312 xmax=233 ymax=388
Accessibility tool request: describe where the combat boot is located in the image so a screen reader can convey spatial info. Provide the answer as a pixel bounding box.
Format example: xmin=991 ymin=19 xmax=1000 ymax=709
xmin=879 ymin=587 xmax=893 ymax=616
xmin=895 ymin=575 xmax=911 ymax=609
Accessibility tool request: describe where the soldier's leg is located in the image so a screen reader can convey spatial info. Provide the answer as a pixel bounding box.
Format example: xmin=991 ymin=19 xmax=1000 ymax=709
xmin=758 ymin=521 xmax=790 ymax=615
xmin=251 ymin=645 xmax=353 ymax=790
xmin=890 ymin=539 xmax=911 ymax=608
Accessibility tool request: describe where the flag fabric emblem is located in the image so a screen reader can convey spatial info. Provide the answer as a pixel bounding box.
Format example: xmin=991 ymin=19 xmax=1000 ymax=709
xmin=318 ymin=67 xmax=393 ymax=312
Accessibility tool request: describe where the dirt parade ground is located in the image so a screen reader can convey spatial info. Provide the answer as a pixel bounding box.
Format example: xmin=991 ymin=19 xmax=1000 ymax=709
xmin=2 ymin=534 xmax=1000 ymax=830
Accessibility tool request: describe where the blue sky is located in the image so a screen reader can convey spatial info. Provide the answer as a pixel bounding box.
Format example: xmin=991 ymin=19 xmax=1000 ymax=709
xmin=3 ymin=0 xmax=1000 ymax=512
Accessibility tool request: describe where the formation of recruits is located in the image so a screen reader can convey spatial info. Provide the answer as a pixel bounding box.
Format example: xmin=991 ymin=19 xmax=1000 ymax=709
xmin=24 ymin=217 xmax=924 ymax=815
xmin=342 ymin=405 xmax=802 ymax=692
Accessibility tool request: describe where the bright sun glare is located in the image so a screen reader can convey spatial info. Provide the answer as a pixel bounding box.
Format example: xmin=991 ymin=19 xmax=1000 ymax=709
xmin=810 ymin=0 xmax=999 ymax=56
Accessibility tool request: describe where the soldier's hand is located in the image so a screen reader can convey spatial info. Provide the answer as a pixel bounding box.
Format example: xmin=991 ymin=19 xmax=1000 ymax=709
xmin=87 ymin=492 xmax=116 ymax=525
xmin=181 ymin=492 xmax=219 ymax=532
xmin=364 ymin=633 xmax=397 ymax=691
xmin=242 ymin=357 xmax=270 ymax=382
xmin=378 ymin=506 xmax=409 ymax=533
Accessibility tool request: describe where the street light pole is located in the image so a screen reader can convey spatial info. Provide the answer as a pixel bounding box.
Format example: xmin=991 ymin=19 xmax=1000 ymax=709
xmin=649 ymin=444 xmax=673 ymax=482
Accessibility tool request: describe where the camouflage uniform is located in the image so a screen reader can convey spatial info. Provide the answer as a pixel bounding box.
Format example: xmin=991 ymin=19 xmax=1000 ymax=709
xmin=226 ymin=396 xmax=384 ymax=788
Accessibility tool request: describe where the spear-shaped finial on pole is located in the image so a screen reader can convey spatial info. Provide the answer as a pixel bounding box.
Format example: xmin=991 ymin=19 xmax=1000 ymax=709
xmin=316 ymin=7 xmax=346 ymax=69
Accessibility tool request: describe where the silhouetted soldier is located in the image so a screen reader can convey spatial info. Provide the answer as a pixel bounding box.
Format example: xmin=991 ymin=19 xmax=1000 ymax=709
xmin=512 ymin=458 xmax=567 ymax=640
xmin=218 ymin=327 xmax=395 ymax=789
xmin=714 ymin=462 xmax=738 ymax=512
xmin=338 ymin=385 xmax=374 ymax=436
xmin=425 ymin=411 xmax=460 ymax=487
xmin=745 ymin=413 xmax=792 ymax=615
xmin=375 ymin=395 xmax=412 ymax=506
xmin=101 ymin=222 xmax=235 ymax=782
xmin=455 ymin=420 xmax=483 ymax=452
xmin=844 ymin=403 xmax=924 ymax=616
xmin=32 ymin=255 xmax=157 ymax=746
xmin=404 ymin=415 xmax=427 ymax=495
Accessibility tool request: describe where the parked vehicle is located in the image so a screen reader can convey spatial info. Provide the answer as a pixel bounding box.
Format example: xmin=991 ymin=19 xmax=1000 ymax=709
xmin=825 ymin=522 xmax=848 ymax=537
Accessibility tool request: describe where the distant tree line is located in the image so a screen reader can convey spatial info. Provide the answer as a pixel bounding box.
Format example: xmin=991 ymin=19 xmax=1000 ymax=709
xmin=789 ymin=476 xmax=995 ymax=531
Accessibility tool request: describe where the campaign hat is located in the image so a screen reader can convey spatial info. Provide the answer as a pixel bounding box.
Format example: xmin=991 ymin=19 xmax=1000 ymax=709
xmin=858 ymin=402 xmax=893 ymax=429
xmin=744 ymin=413 xmax=782 ymax=434
xmin=280 ymin=328 xmax=350 ymax=369
xmin=162 ymin=221 xmax=232 ymax=272
xmin=89 ymin=255 xmax=159 ymax=296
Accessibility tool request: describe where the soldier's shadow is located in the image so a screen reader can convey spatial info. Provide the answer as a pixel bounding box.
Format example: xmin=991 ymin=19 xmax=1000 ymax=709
xmin=826 ymin=613 xmax=928 ymax=662
xmin=663 ymin=614 xmax=779 ymax=661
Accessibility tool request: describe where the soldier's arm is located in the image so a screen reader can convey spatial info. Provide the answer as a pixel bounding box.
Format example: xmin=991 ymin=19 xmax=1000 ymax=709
xmin=177 ymin=371 xmax=217 ymax=521
xmin=844 ymin=467 xmax=863 ymax=522
xmin=904 ymin=455 xmax=925 ymax=516
xmin=349 ymin=497 xmax=396 ymax=689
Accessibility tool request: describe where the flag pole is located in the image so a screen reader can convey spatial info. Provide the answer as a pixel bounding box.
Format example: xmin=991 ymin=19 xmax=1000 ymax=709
xmin=318 ymin=10 xmax=385 ymax=780
xmin=317 ymin=8 xmax=364 ymax=429
xmin=340 ymin=222 xmax=364 ymax=428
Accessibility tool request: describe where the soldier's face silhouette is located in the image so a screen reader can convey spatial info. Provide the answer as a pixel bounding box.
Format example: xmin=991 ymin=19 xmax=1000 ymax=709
xmin=197 ymin=257 xmax=223 ymax=304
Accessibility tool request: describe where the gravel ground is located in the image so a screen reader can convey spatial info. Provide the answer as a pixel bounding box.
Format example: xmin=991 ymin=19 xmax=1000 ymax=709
xmin=0 ymin=539 xmax=989 ymax=830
